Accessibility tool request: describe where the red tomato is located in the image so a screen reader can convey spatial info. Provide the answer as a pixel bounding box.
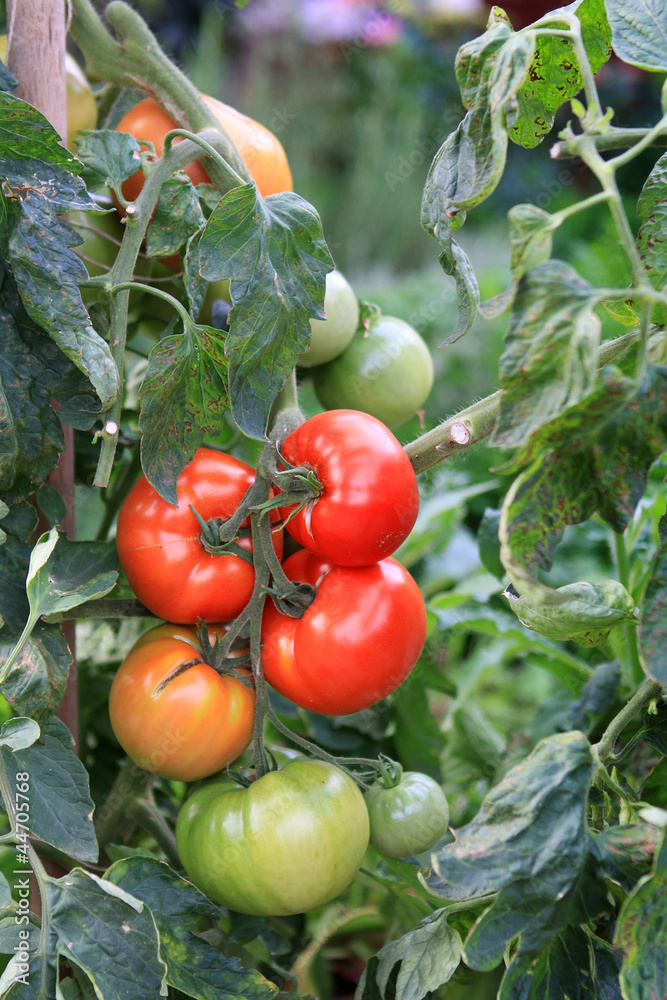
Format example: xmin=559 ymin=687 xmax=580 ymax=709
xmin=114 ymin=93 xmax=293 ymax=204
xmin=279 ymin=410 xmax=420 ymax=566
xmin=261 ymin=549 xmax=427 ymax=715
xmin=116 ymin=449 xmax=283 ymax=623
xmin=109 ymin=623 xmax=254 ymax=781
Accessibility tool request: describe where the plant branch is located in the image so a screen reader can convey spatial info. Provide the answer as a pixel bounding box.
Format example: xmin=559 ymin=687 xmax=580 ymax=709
xmin=594 ymin=679 xmax=664 ymax=762
xmin=94 ymin=757 xmax=153 ymax=852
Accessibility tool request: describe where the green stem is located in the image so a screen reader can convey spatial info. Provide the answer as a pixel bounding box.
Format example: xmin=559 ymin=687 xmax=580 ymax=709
xmin=94 ymin=758 xmax=153 ymax=851
xmin=594 ymin=678 xmax=663 ymax=762
xmin=550 ymin=191 xmax=612 ymax=225
xmin=265 ymin=709 xmax=376 ymax=790
xmin=128 ymin=796 xmax=181 ymax=868
xmin=608 ymin=114 xmax=667 ymax=171
xmin=112 ymin=280 xmax=191 ymax=328
xmin=614 ymin=530 xmax=644 ymax=686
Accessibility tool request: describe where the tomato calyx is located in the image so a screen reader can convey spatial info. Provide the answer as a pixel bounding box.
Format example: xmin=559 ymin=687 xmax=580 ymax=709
xmin=190 ymin=504 xmax=255 ymax=564
xmin=265 ymin=580 xmax=316 ymax=618
xmin=374 ymin=754 xmax=404 ymax=790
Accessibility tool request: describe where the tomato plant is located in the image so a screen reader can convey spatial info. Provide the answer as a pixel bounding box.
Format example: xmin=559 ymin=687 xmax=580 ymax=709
xmin=297 ymin=269 xmax=360 ymax=367
xmin=279 ymin=409 xmax=420 ymax=566
xmin=109 ymin=623 xmax=254 ymax=781
xmin=116 ymin=448 xmax=283 ymax=623
xmin=365 ymin=767 xmax=450 ymax=858
xmin=175 ymin=758 xmax=370 ymax=915
xmin=114 ymin=93 xmax=293 ymax=204
xmin=313 ymin=313 xmax=434 ymax=427
xmin=261 ymin=548 xmax=427 ymax=715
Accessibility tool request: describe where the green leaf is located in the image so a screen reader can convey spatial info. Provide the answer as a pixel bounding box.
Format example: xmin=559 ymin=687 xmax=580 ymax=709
xmin=591 ymin=824 xmax=662 ymax=892
xmin=0 ymin=623 xmax=72 ymax=721
xmin=46 ymin=868 xmax=168 ymax=999
xmin=26 ymin=528 xmax=118 ymax=621
xmin=498 ymin=928 xmax=622 ymax=1000
xmin=138 ymin=324 xmax=229 ymax=504
xmin=146 ymin=176 xmax=205 ymax=258
xmin=606 ymin=0 xmax=667 ymax=71
xmin=564 ymin=661 xmax=621 ymax=734
xmin=0 ymin=57 xmax=17 ymax=93
xmin=0 ymin=501 xmax=35 ymax=631
xmin=504 ymin=579 xmax=636 ymax=647
xmin=74 ymin=129 xmax=142 ymax=194
xmin=1 ymin=717 xmax=97 ymax=863
xmin=499 ymin=365 xmax=667 ymax=598
xmin=361 ymin=908 xmax=462 ymax=1000
xmin=508 ymin=0 xmax=612 ymax=148
xmin=436 ymin=242 xmax=480 ymax=344
xmin=198 ymin=182 xmax=333 ymax=439
xmin=0 ymin=267 xmax=101 ymax=497
xmin=107 ymin=856 xmax=277 ymax=1000
xmin=636 ymin=151 xmax=667 ymax=317
xmin=0 ymin=716 xmax=39 ymax=751
xmin=0 ymin=940 xmax=55 ymax=999
xmin=479 ymin=204 xmax=553 ymax=318
xmin=615 ymin=833 xmax=667 ymax=998
xmin=493 ymin=260 xmax=599 ymax=449
xmin=639 ymin=514 xmax=667 ymax=684
xmin=182 ymin=228 xmax=208 ymax=317
xmin=476 ymin=507 xmax=504 ymax=579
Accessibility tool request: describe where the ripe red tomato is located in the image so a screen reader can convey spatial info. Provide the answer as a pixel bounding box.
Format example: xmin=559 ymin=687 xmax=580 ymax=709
xmin=116 ymin=449 xmax=283 ymax=624
xmin=114 ymin=93 xmax=293 ymax=204
xmin=261 ymin=549 xmax=427 ymax=715
xmin=109 ymin=623 xmax=254 ymax=781
xmin=279 ymin=409 xmax=420 ymax=566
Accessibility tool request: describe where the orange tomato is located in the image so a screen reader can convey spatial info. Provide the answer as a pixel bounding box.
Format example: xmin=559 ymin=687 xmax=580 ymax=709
xmin=114 ymin=94 xmax=293 ymax=203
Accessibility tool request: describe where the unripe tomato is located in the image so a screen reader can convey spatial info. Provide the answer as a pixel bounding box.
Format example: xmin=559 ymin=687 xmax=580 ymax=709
xmin=365 ymin=771 xmax=450 ymax=857
xmin=297 ymin=270 xmax=359 ymax=368
xmin=261 ymin=549 xmax=427 ymax=715
xmin=313 ymin=315 xmax=434 ymax=428
xmin=176 ymin=759 xmax=370 ymax=915
xmin=109 ymin=623 xmax=254 ymax=781
xmin=279 ymin=409 xmax=420 ymax=567
xmin=0 ymin=37 xmax=98 ymax=150
xmin=114 ymin=94 xmax=293 ymax=204
xmin=69 ymin=208 xmax=124 ymax=278
xmin=116 ymin=449 xmax=283 ymax=624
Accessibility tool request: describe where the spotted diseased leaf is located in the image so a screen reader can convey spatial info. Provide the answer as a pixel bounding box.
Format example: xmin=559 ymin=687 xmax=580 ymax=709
xmin=504 ymin=579 xmax=636 ymax=647
xmin=591 ymin=824 xmax=662 ymax=893
xmin=0 ymin=623 xmax=72 ymax=722
xmin=198 ymin=182 xmax=333 ymax=439
xmin=73 ymin=129 xmax=142 ymax=195
xmin=636 ymin=152 xmax=667 ymax=323
xmin=508 ymin=0 xmax=612 ymax=148
xmin=0 ymin=56 xmax=16 ymax=94
xmin=0 ymin=500 xmax=35 ymax=631
xmin=0 ymin=266 xmax=101 ymax=498
xmin=437 ymin=242 xmax=480 ymax=344
xmin=182 ymin=228 xmax=208 ymax=318
xmin=639 ymin=514 xmax=667 ymax=685
xmin=606 ymin=0 xmax=667 ymax=72
xmin=139 ymin=324 xmax=229 ymax=504
xmin=498 ymin=929 xmax=622 ymax=1000
xmin=493 ymin=260 xmax=599 ymax=450
xmin=46 ymin=869 xmax=168 ymax=1000
xmin=107 ymin=857 xmax=277 ymax=1000
xmin=0 ymin=93 xmax=119 ymax=408
xmin=146 ymin=176 xmax=204 ymax=258
xmin=479 ymin=204 xmax=553 ymax=318
xmin=0 ymin=717 xmax=97 ymax=863
xmin=499 ymin=365 xmax=667 ymax=599
xmin=615 ymin=834 xmax=667 ymax=999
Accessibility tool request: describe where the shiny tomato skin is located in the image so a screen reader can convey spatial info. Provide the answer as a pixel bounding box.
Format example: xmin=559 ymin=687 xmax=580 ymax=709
xmin=175 ymin=759 xmax=369 ymax=915
xmin=279 ymin=409 xmax=420 ymax=566
xmin=116 ymin=449 xmax=283 ymax=624
xmin=261 ymin=549 xmax=427 ymax=715
xmin=109 ymin=624 xmax=254 ymax=781
xmin=114 ymin=94 xmax=293 ymax=203
xmin=365 ymin=772 xmax=450 ymax=858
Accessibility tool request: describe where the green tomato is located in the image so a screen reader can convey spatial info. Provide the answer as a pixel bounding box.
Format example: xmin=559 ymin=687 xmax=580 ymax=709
xmin=176 ymin=759 xmax=370 ymax=915
xmin=365 ymin=771 xmax=449 ymax=858
xmin=313 ymin=314 xmax=434 ymax=427
xmin=298 ymin=270 xmax=359 ymax=368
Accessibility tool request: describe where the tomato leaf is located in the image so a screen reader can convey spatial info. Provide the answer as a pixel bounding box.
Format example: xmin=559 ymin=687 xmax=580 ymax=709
xmin=106 ymin=856 xmax=278 ymax=1000
xmin=45 ymin=869 xmax=168 ymax=999
xmin=0 ymin=500 xmax=36 ymax=631
xmin=0 ymin=94 xmax=119 ymax=408
xmin=139 ymin=323 xmax=229 ymax=504
xmin=182 ymin=228 xmax=208 ymax=316
xmin=497 ymin=929 xmax=622 ymax=1000
xmin=0 ymin=55 xmax=16 ymax=93
xmin=606 ymin=0 xmax=667 ymax=72
xmin=0 ymin=623 xmax=72 ymax=722
xmin=508 ymin=0 xmax=611 ymax=149
xmin=503 ymin=579 xmax=637 ymax=647
xmin=198 ymin=182 xmax=333 ymax=439
xmin=146 ymin=176 xmax=204 ymax=258
xmin=638 ymin=514 xmax=667 ymax=684
xmin=26 ymin=528 xmax=118 ymax=621
xmin=636 ymin=152 xmax=667 ymax=323
xmin=478 ymin=204 xmax=553 ymax=319
xmin=0 ymin=716 xmax=39 ymax=751
xmin=591 ymin=824 xmax=662 ymax=893
xmin=360 ymin=908 xmax=462 ymax=1000
xmin=0 ymin=266 xmax=101 ymax=498
xmin=493 ymin=261 xmax=599 ymax=449
xmin=74 ymin=129 xmax=142 ymax=194
xmin=0 ymin=717 xmax=97 ymax=862
xmin=615 ymin=833 xmax=667 ymax=998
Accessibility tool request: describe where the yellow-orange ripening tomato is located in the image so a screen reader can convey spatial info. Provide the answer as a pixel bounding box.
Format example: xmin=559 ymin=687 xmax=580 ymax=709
xmin=109 ymin=623 xmax=254 ymax=782
xmin=114 ymin=93 xmax=293 ymax=203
